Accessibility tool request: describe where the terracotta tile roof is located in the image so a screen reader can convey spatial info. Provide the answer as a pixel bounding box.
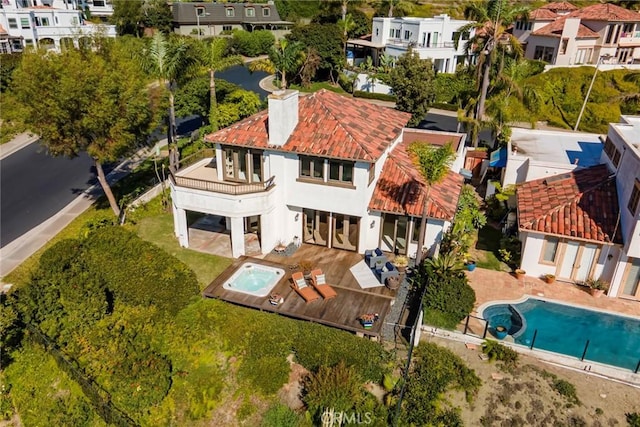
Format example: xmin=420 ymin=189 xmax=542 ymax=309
xmin=204 ymin=89 xmax=411 ymax=162
xmin=517 ymin=165 xmax=622 ymax=243
xmin=539 ymin=2 xmax=578 ymax=12
xmin=568 ymin=3 xmax=640 ymax=22
xmin=531 ymin=16 xmax=600 ymax=38
xmin=369 ymin=139 xmax=464 ymax=221
xmin=402 ymin=129 xmax=465 ymax=151
xmin=529 ymin=8 xmax=558 ymax=20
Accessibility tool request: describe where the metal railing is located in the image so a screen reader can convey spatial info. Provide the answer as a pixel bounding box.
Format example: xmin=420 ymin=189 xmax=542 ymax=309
xmin=178 ymin=148 xmax=216 ymax=170
xmin=387 ymin=39 xmax=456 ymax=49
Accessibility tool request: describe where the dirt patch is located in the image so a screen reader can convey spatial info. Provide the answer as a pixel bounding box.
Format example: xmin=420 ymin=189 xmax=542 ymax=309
xmin=425 ymin=336 xmax=640 ymax=426
xmin=277 ymin=354 xmax=309 ymax=411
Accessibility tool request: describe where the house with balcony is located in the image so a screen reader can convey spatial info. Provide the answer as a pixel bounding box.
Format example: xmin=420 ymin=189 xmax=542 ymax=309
xmin=512 ymin=2 xmax=640 ymax=65
xmin=169 ymin=89 xmax=466 ymax=259
xmin=514 ymin=116 xmax=640 ymax=300
xmin=171 ymin=1 xmax=291 ymax=39
xmin=0 ymin=0 xmax=115 ymax=52
xmin=347 ymin=14 xmax=475 ymax=73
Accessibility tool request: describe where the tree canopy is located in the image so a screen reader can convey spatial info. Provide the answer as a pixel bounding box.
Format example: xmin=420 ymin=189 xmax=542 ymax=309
xmin=389 ymin=49 xmax=436 ymax=126
xmin=111 ymin=0 xmax=172 ymax=36
xmin=8 ymin=41 xmax=159 ymax=216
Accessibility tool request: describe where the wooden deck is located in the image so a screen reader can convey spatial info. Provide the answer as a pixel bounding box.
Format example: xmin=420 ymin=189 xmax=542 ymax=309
xmin=203 ymin=245 xmax=399 ymax=339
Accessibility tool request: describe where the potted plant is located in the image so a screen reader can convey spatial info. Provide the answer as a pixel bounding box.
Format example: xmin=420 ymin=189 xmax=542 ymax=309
xmin=543 ymin=274 xmax=556 ymax=284
xmin=587 ymin=278 xmax=609 ymax=298
xmin=466 ymin=260 xmax=477 ymax=272
xmin=359 ymin=313 xmax=379 ymax=329
xmin=299 ymin=260 xmax=314 ymax=279
xmin=514 ymin=269 xmax=526 ymax=280
xmin=393 ymin=255 xmax=409 ymax=273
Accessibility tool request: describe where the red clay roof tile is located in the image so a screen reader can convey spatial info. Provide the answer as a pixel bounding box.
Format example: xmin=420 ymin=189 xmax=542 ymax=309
xmin=204 ymin=89 xmax=411 ymax=162
xmin=517 ymin=165 xmax=622 ymax=243
xmin=369 ymin=137 xmax=464 ymax=221
xmin=540 ymin=2 xmax=579 ymax=12
xmin=529 ymin=9 xmax=558 ymax=20
xmin=568 ymin=3 xmax=640 ymax=22
xmin=531 ymin=16 xmax=600 ymax=38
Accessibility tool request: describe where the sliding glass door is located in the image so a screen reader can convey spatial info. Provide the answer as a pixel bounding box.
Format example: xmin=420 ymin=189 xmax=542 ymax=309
xmin=332 ymin=214 xmax=359 ymax=251
xmin=302 ymin=209 xmax=329 ymax=247
xmin=380 ymin=214 xmax=408 ymax=254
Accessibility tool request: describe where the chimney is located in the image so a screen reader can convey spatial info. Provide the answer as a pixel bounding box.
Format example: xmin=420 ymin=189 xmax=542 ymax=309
xmin=268 ymin=89 xmax=299 ymax=147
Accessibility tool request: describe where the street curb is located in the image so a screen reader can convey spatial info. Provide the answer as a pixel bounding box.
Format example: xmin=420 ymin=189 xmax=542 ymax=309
xmin=0 ymin=133 xmax=39 ymax=160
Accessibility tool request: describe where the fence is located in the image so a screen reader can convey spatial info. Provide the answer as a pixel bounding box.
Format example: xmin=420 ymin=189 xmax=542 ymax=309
xmin=26 ymin=325 xmax=139 ymax=427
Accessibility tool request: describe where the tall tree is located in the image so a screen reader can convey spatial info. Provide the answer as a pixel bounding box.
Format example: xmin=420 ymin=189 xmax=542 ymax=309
xmin=408 ymin=142 xmax=456 ymax=265
xmin=9 ymin=44 xmax=157 ymax=217
xmin=389 ymin=48 xmax=436 ymax=126
xmin=459 ymin=0 xmax=528 ymax=144
xmin=375 ymin=0 xmax=414 ymax=17
xmin=196 ymin=37 xmax=243 ymax=131
xmin=288 ymin=23 xmax=344 ymax=82
xmin=139 ymin=33 xmax=195 ymax=166
xmin=249 ymin=39 xmax=304 ymax=89
xmin=111 ymin=0 xmax=172 ymax=36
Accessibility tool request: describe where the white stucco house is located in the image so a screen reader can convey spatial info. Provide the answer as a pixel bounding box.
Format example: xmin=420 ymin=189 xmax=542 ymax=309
xmin=514 ymin=116 xmax=640 ymax=300
xmin=0 ymin=0 xmax=115 ymax=52
xmin=347 ymin=14 xmax=475 ymax=73
xmin=169 ymin=89 xmax=467 ymax=259
xmin=513 ymin=2 xmax=640 ymax=66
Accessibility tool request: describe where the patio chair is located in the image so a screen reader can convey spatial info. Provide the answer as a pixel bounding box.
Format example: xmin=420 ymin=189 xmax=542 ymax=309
xmin=365 ymin=248 xmax=387 ymax=268
xmin=310 ymin=269 xmax=337 ymax=300
xmin=375 ymin=261 xmax=400 ymax=285
xmin=291 ymin=272 xmax=320 ymax=303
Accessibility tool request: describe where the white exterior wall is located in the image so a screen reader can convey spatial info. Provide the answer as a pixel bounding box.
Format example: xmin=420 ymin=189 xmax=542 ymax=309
xmin=0 ymin=0 xmax=115 ymax=51
xmin=525 ymin=35 xmax=559 ymax=62
xmin=372 ymin=15 xmax=474 ymax=73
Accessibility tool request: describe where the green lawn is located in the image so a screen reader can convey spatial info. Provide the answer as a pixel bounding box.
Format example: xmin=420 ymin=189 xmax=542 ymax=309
xmin=471 ymin=225 xmax=510 ymax=272
xmin=289 ymin=81 xmax=347 ymax=94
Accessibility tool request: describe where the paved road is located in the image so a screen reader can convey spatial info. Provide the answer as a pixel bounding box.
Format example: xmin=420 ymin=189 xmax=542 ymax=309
xmin=0 ymin=142 xmax=95 ymax=247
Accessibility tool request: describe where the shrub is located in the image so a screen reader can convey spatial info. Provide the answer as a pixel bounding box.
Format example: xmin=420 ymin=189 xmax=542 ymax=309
xmin=261 ymin=403 xmax=300 ymax=427
xmin=231 ymin=30 xmax=274 ymax=57
xmin=419 ymin=264 xmax=476 ymax=329
xmin=499 ymin=236 xmax=522 ymax=268
xmin=552 ymin=379 xmax=580 ymax=406
xmin=481 ymin=340 xmax=519 ymax=368
xmin=83 ymin=226 xmax=199 ymax=316
xmin=303 ymin=361 xmax=364 ymax=422
xmin=430 ymin=102 xmax=458 ymax=111
xmin=401 ymin=342 xmax=480 ymax=424
xmin=627 ymin=412 xmax=640 ymax=427
xmin=353 ymin=90 xmax=397 ymax=102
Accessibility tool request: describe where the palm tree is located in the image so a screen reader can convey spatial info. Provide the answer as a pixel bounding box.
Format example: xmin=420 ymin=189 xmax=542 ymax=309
xmin=408 ymin=142 xmax=456 ymax=265
xmin=250 ymin=39 xmax=304 ymax=90
xmin=459 ymin=0 xmax=529 ymax=139
xmin=338 ymin=13 xmax=356 ymax=58
xmin=197 ymin=37 xmax=243 ymax=131
xmin=139 ymin=33 xmax=195 ymax=166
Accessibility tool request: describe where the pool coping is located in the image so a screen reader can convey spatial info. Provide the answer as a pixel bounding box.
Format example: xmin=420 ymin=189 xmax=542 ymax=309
xmin=221 ymin=262 xmax=286 ymax=298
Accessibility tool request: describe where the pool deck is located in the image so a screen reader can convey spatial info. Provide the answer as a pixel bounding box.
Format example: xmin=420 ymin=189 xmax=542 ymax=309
xmin=202 ymin=246 xmax=399 ymax=339
xmin=466 ymin=268 xmax=640 ymax=319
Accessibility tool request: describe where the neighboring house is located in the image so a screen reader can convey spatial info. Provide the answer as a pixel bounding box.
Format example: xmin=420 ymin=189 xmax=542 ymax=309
xmin=0 ymin=23 xmax=22 ymax=53
xmin=0 ymin=0 xmax=116 ymax=52
xmin=172 ymin=2 xmax=292 ymax=39
xmin=515 ymin=116 xmax=640 ymax=300
xmin=169 ymin=89 xmax=466 ymax=259
xmin=347 ymin=14 xmax=475 ymax=73
xmin=513 ymin=2 xmax=640 ymax=65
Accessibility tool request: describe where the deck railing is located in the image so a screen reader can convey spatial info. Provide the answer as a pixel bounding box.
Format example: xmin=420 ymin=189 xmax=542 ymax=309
xmin=171 ymin=173 xmax=275 ymax=195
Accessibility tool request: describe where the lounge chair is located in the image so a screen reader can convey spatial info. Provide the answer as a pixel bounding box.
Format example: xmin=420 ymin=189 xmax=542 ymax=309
xmin=375 ymin=261 xmax=400 ymax=284
xmin=291 ymin=272 xmax=320 ymax=303
xmin=310 ymin=269 xmax=337 ymax=300
xmin=365 ymin=248 xmax=387 ymax=268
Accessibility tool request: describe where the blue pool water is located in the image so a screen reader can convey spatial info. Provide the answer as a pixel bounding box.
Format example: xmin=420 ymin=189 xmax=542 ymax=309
xmin=482 ymin=299 xmax=640 ymax=371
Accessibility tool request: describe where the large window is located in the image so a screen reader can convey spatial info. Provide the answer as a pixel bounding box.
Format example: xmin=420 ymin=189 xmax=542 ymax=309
xmin=224 ymin=147 xmax=263 ymax=183
xmin=603 ymin=137 xmax=621 ymax=167
xmin=533 ymin=45 xmax=554 ymax=62
xmin=21 ymin=18 xmax=30 ymax=29
xmin=622 ymin=258 xmax=640 ymax=298
xmin=329 ymin=160 xmax=354 ymax=183
xmin=629 ymin=180 xmax=640 ymax=214
xmin=541 ymin=237 xmax=559 ymax=263
xmin=299 ymin=156 xmax=324 ymax=180
xmin=8 ymin=18 xmax=17 ymax=29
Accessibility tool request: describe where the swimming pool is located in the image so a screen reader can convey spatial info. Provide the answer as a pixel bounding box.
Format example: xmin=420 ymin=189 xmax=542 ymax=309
xmin=481 ymin=298 xmax=640 ymax=371
xmin=223 ymin=263 xmax=285 ymax=297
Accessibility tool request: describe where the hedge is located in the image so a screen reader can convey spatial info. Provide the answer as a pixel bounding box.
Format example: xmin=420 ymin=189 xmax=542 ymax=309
xmin=353 ymin=90 xmax=397 ymax=102
xmin=430 ymin=102 xmax=458 ymax=111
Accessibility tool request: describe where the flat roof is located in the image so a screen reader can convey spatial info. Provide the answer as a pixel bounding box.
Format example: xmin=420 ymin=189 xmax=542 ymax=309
xmin=510 ymin=127 xmax=602 ymax=167
xmin=346 ymin=39 xmax=385 ymax=49
xmin=612 ymin=115 xmax=640 ymax=156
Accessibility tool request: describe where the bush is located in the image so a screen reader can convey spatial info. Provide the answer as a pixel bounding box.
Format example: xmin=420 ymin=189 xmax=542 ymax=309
xmin=627 ymin=412 xmax=640 ymax=427
xmin=353 ymin=90 xmax=397 ymax=102
xmin=430 ymin=102 xmax=458 ymax=111
xmin=231 ymin=30 xmax=274 ymax=57
xmin=261 ymin=403 xmax=300 ymax=427
xmin=419 ymin=265 xmax=476 ymax=329
xmin=481 ymin=340 xmax=519 ymax=368
xmin=293 ymin=322 xmax=391 ymax=383
xmin=83 ymin=226 xmax=199 ymax=316
xmin=552 ymin=379 xmax=580 ymax=406
xmin=303 ymin=361 xmax=364 ymax=422
xmin=401 ymin=342 xmax=480 ymax=425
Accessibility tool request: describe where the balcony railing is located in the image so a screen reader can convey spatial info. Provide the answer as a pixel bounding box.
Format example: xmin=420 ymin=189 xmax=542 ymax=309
xmin=171 ymin=174 xmax=275 ymax=195
xmin=171 ymin=149 xmax=275 ymax=195
xmin=386 ymin=39 xmax=456 ymax=49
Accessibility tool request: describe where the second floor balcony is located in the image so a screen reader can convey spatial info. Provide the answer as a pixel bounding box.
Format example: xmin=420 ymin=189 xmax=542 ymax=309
xmin=619 ymin=31 xmax=640 ymax=47
xmin=170 ymin=149 xmax=275 ymax=196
